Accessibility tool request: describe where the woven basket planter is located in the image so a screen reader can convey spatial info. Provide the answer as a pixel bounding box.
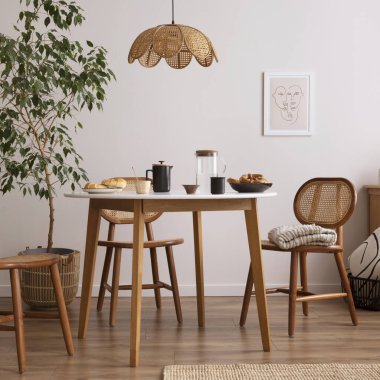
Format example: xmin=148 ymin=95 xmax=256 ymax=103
xmin=18 ymin=248 xmax=80 ymax=308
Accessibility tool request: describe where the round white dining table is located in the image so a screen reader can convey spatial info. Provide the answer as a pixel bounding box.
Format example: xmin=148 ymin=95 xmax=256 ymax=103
xmin=65 ymin=190 xmax=277 ymax=367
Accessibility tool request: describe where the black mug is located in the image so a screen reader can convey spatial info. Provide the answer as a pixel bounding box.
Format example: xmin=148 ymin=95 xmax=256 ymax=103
xmin=146 ymin=161 xmax=172 ymax=192
xmin=210 ymin=177 xmax=225 ymax=194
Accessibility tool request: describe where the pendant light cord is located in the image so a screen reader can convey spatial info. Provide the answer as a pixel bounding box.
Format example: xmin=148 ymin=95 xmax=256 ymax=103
xmin=172 ymin=0 xmax=175 ymax=24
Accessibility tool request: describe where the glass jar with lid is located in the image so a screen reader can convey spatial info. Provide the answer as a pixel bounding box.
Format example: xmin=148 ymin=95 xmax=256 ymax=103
xmin=195 ymin=150 xmax=218 ymax=193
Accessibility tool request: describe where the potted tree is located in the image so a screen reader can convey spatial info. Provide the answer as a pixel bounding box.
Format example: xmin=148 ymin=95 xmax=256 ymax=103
xmin=0 ymin=0 xmax=115 ymax=307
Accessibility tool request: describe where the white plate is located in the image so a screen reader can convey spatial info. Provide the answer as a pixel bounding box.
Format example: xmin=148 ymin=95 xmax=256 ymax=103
xmin=82 ymin=188 xmax=123 ymax=194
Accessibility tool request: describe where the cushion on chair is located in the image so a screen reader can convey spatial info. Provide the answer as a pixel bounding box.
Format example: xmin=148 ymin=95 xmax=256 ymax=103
xmin=268 ymin=225 xmax=337 ymax=250
xmin=261 ymin=239 xmax=341 ymax=253
xmin=349 ymin=227 xmax=380 ymax=280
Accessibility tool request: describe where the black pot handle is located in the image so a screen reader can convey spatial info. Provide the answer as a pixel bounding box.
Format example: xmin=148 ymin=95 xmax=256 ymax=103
xmin=146 ymin=169 xmax=153 ymax=181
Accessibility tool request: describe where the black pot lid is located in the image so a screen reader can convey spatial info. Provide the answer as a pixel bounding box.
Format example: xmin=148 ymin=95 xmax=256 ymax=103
xmin=152 ymin=160 xmax=173 ymax=167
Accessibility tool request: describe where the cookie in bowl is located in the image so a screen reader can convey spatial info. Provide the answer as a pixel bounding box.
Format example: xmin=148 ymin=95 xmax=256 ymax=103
xmin=227 ymin=173 xmax=272 ymax=193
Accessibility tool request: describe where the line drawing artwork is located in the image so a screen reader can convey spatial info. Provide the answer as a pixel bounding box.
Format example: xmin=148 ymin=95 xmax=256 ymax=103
xmin=264 ymin=72 xmax=312 ymax=136
xmin=272 ymin=85 xmax=304 ymax=126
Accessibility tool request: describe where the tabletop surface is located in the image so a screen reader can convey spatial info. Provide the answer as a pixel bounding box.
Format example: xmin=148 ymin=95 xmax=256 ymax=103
xmin=65 ymin=190 xmax=277 ymax=200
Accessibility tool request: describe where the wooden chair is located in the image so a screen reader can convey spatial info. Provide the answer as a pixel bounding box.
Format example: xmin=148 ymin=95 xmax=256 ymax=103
xmin=0 ymin=254 xmax=74 ymax=373
xmin=97 ymin=178 xmax=183 ymax=327
xmin=240 ymin=177 xmax=358 ymax=337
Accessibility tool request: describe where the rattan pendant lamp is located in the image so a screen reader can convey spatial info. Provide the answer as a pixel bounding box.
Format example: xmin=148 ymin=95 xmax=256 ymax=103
xmin=128 ymin=0 xmax=218 ymax=69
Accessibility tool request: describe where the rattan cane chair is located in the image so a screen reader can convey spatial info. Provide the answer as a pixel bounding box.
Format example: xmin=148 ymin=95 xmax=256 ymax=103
xmin=97 ymin=178 xmax=183 ymax=327
xmin=240 ymin=177 xmax=358 ymax=337
xmin=0 ymin=254 xmax=74 ymax=373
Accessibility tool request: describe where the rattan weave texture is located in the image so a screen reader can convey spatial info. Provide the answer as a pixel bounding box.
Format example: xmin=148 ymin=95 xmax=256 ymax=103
xmin=294 ymin=178 xmax=356 ymax=228
xmin=101 ymin=178 xmax=161 ymax=224
xmin=129 ymin=24 xmax=218 ymax=69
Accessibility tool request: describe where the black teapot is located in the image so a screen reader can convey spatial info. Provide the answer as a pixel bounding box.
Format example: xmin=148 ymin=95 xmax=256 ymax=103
xmin=146 ymin=161 xmax=173 ymax=192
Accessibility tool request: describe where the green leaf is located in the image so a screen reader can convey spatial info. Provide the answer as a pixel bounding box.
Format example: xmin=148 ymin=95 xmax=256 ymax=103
xmin=32 ymin=94 xmax=39 ymax=106
xmin=44 ymin=17 xmax=50 ymax=26
xmin=86 ymin=40 xmax=93 ymax=47
xmin=33 ymin=183 xmax=39 ymax=195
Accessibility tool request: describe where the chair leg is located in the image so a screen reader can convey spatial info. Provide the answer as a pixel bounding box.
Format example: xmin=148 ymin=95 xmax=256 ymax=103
xmin=299 ymin=252 xmax=308 ymax=316
xmin=334 ymin=251 xmax=358 ymax=326
xmin=165 ymin=246 xmax=183 ymax=323
xmin=97 ymin=247 xmax=113 ymax=312
xmin=150 ymin=249 xmax=162 ymax=309
xmin=239 ymin=266 xmax=254 ymax=327
xmin=10 ymin=269 xmax=26 ymax=374
xmin=288 ymin=251 xmax=299 ymax=337
xmin=146 ymin=222 xmax=162 ymax=309
xmin=110 ymin=247 xmax=122 ymax=327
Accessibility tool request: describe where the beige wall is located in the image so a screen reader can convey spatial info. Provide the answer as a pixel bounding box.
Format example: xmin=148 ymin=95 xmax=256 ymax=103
xmin=0 ymin=0 xmax=379 ymax=296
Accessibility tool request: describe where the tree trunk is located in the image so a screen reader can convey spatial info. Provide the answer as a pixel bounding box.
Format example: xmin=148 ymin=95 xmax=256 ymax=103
xmin=45 ymin=168 xmax=54 ymax=252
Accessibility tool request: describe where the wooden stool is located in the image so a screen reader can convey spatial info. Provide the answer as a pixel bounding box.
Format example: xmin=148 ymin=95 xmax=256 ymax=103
xmin=0 ymin=254 xmax=74 ymax=373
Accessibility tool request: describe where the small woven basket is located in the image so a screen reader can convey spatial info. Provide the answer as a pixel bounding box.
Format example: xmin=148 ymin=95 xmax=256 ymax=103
xmin=348 ymin=273 xmax=380 ymax=311
xmin=18 ymin=248 xmax=80 ymax=308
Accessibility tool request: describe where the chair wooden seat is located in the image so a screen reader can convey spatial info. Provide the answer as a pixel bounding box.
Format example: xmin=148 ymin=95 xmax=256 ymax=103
xmin=0 ymin=253 xmax=74 ymax=373
xmin=96 ymin=178 xmax=183 ymax=327
xmin=240 ymin=177 xmax=358 ymax=338
xmin=98 ymin=238 xmax=184 ymax=249
xmin=261 ymin=240 xmax=342 ymax=253
xmin=0 ymin=253 xmax=59 ymax=269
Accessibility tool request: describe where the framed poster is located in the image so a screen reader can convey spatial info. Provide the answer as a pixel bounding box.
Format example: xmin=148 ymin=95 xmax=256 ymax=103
xmin=263 ymin=72 xmax=313 ymax=136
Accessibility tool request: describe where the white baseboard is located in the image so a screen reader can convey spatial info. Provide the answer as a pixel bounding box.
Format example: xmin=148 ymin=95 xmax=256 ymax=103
xmin=0 ymin=283 xmax=341 ymax=298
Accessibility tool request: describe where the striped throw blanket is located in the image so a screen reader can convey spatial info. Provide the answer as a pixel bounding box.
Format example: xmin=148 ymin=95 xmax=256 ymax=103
xmin=268 ymin=225 xmax=337 ymax=250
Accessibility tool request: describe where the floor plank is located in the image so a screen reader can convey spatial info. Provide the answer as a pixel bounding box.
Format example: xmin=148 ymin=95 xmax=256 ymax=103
xmin=0 ymin=296 xmax=379 ymax=379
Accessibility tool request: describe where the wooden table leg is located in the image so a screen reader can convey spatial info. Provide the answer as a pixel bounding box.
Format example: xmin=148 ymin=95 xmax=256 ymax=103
xmin=130 ymin=200 xmax=144 ymax=367
xmin=193 ymin=211 xmax=205 ymax=327
xmin=244 ymin=199 xmax=271 ymax=352
xmin=78 ymin=199 xmax=101 ymax=339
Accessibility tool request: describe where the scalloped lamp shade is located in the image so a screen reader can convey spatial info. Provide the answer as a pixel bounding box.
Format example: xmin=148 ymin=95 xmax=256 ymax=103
xmin=128 ymin=24 xmax=218 ymax=69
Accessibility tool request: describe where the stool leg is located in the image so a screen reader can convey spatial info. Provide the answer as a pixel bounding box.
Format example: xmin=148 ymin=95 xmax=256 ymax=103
xmin=97 ymin=247 xmax=113 ymax=312
xmin=10 ymin=269 xmax=26 ymax=374
xmin=50 ymin=263 xmax=74 ymax=356
xmin=299 ymin=252 xmax=308 ymax=316
xmin=288 ymin=251 xmax=299 ymax=337
xmin=165 ymin=246 xmax=183 ymax=323
xmin=335 ymin=251 xmax=358 ymax=326
xmin=240 ymin=266 xmax=254 ymax=327
xmin=110 ymin=247 xmax=122 ymax=327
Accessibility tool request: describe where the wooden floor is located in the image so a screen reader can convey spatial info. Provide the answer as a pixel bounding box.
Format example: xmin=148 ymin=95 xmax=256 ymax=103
xmin=0 ymin=296 xmax=379 ymax=379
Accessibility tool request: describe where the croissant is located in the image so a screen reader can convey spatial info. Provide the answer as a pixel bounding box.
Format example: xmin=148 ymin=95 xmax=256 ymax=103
xmin=101 ymin=177 xmax=127 ymax=189
xmin=84 ymin=182 xmax=107 ymax=189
